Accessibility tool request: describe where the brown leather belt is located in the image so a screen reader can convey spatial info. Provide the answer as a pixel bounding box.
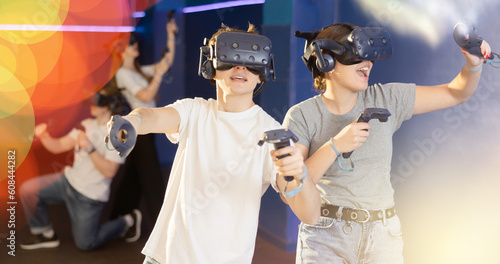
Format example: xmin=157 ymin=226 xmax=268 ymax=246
xmin=321 ymin=204 xmax=396 ymax=223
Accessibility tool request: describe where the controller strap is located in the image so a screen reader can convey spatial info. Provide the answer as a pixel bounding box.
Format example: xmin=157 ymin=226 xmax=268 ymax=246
xmin=282 ymin=166 xmax=308 ymax=198
xmin=487 ymin=60 xmax=500 ymax=68
xmin=485 ymin=53 xmax=500 ymax=68
xmin=330 ymin=138 xmax=354 ymax=172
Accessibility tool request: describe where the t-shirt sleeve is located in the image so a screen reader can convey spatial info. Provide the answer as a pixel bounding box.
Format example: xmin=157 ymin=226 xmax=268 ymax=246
xmin=164 ymin=98 xmax=196 ymax=144
xmin=67 ymin=127 xmax=79 ymax=141
xmin=141 ymin=64 xmax=155 ymax=77
xmin=115 ymin=68 xmax=144 ymax=97
xmin=283 ymin=104 xmax=312 ymax=149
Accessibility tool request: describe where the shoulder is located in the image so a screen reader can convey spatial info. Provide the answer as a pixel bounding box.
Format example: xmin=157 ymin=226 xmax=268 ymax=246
xmin=381 ymin=82 xmax=416 ymax=90
xmin=115 ymin=67 xmax=129 ymax=77
xmin=141 ymin=65 xmax=155 ymax=75
xmin=170 ymin=97 xmax=206 ymax=105
xmin=255 ymin=106 xmax=282 ymax=128
xmin=363 ymin=83 xmax=416 ymax=103
xmin=115 ymin=68 xmax=135 ymax=85
xmin=181 ymin=97 xmax=212 ymax=108
xmin=80 ymin=118 xmax=95 ymax=128
xmin=288 ymin=95 xmax=322 ymax=116
xmin=168 ymin=97 xmax=211 ymax=114
xmin=367 ymin=83 xmax=416 ymax=93
xmin=294 ymin=94 xmax=322 ymax=107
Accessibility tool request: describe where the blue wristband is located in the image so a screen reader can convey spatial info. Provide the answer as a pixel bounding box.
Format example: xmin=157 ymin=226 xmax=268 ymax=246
xmin=466 ymin=63 xmax=483 ymax=72
xmin=128 ymin=113 xmax=143 ymax=125
xmin=282 ymin=166 xmax=307 ymax=198
xmin=329 ymin=137 xmax=341 ymax=156
xmin=330 ymin=137 xmax=354 ymax=172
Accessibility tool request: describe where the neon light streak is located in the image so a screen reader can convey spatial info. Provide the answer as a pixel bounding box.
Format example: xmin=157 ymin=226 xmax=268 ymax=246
xmin=0 ymin=24 xmax=135 ymax=32
xmin=132 ymin=11 xmax=146 ymax=18
xmin=183 ymin=0 xmax=265 ymax=13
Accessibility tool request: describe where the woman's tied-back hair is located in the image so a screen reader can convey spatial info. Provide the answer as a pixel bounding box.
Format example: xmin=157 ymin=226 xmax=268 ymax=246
xmin=207 ymin=23 xmax=259 ymax=85
xmin=128 ymin=32 xmax=153 ymax=83
xmin=313 ymin=23 xmax=357 ymax=92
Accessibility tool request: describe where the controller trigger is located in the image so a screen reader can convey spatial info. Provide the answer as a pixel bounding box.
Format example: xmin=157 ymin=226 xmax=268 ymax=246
xmin=342 ymin=108 xmax=391 ymax=159
xmin=258 ymin=128 xmax=299 ymax=182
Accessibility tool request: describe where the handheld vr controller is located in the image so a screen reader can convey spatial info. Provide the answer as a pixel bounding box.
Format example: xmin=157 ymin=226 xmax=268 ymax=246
xmin=198 ymin=31 xmax=276 ymax=96
xmin=258 ymin=129 xmax=299 ymax=182
xmin=453 ymin=21 xmax=484 ymax=58
xmin=167 ymin=9 xmax=175 ymax=22
xmin=453 ymin=21 xmax=500 ymax=68
xmin=296 ymin=26 xmax=392 ymax=77
xmin=342 ymin=108 xmax=391 ymax=159
xmin=105 ymin=115 xmax=137 ymax=158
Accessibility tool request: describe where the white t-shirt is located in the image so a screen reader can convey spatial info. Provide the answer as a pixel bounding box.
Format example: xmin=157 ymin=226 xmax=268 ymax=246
xmin=142 ymin=98 xmax=281 ymax=264
xmin=115 ymin=64 xmax=156 ymax=109
xmin=64 ymin=118 xmax=125 ymax=202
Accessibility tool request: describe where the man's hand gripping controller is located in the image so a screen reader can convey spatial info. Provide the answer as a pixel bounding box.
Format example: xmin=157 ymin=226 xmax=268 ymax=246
xmin=105 ymin=115 xmax=137 ymax=158
xmin=258 ymin=129 xmax=299 ymax=182
xmin=342 ymin=108 xmax=391 ymax=159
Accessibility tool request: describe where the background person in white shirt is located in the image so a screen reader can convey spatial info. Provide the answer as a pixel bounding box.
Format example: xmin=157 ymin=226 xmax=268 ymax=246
xmin=110 ymin=17 xmax=178 ymax=235
xmin=20 ymin=90 xmax=140 ymax=251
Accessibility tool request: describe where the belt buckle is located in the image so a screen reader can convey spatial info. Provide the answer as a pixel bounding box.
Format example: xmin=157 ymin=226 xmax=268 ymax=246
xmin=351 ymin=209 xmax=370 ymax=223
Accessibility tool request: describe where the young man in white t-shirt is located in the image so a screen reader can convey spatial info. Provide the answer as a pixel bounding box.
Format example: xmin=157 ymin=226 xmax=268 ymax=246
xmin=19 ymin=91 xmax=140 ymax=251
xmin=107 ymin=24 xmax=320 ymax=263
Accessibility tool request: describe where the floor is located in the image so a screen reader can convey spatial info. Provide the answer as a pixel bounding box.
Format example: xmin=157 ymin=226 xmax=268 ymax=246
xmin=5 ymin=204 xmax=295 ymax=264
xmin=2 ymin=167 xmax=296 ymax=263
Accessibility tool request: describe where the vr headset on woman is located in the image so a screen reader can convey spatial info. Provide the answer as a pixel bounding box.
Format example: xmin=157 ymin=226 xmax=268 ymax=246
xmin=296 ymin=25 xmax=393 ymax=78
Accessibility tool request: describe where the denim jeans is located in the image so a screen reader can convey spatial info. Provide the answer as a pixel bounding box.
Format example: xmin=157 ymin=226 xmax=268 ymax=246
xmin=296 ymin=214 xmax=404 ymax=264
xmin=143 ymin=256 xmax=161 ymax=264
xmin=20 ymin=172 xmax=127 ymax=251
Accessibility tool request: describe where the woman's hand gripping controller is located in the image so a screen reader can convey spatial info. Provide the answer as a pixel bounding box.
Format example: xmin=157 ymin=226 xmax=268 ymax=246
xmin=342 ymin=108 xmax=391 ymax=159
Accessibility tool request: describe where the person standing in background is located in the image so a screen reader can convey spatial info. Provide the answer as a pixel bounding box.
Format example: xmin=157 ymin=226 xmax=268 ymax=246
xmin=110 ymin=16 xmax=178 ymax=242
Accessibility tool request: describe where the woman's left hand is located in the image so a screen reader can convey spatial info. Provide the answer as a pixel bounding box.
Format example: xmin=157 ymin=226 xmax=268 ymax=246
xmin=166 ymin=19 xmax=178 ymax=37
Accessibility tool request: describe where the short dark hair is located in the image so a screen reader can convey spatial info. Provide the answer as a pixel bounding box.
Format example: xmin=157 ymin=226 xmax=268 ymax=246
xmin=96 ymin=79 xmax=129 ymax=115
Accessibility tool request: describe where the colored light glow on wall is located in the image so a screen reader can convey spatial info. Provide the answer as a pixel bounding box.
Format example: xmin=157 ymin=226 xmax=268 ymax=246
xmin=0 ymin=0 xmax=156 ymax=184
xmin=0 ymin=24 xmax=135 ymax=32
xmin=183 ymin=0 xmax=265 ymax=13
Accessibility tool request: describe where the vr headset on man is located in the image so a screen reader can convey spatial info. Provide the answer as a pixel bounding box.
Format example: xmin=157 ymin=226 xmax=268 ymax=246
xmin=198 ymin=31 xmax=276 ymax=96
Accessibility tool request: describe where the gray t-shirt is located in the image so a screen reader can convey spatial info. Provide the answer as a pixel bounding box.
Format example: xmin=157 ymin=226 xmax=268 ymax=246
xmin=283 ymin=83 xmax=415 ymax=209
